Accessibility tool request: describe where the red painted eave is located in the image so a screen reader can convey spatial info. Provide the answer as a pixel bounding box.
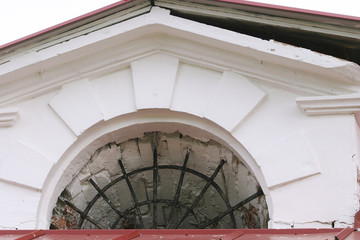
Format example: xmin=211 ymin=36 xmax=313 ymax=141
xmin=1 ymin=229 xmax=359 ymax=240
xmin=0 ymin=0 xmax=149 ymax=54
xmin=0 ymin=0 xmax=125 ymax=49
xmin=0 ymin=0 xmax=359 ymax=54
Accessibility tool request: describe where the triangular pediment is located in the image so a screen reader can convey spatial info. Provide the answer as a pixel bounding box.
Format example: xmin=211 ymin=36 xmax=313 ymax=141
xmin=0 ymin=7 xmax=360 ymax=107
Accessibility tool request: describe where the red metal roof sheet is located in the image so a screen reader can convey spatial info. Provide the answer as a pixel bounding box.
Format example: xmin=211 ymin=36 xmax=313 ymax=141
xmin=0 ymin=229 xmax=358 ymax=240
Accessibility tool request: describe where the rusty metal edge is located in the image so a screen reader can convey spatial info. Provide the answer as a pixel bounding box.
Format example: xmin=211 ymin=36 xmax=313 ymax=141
xmin=335 ymin=227 xmax=354 ymax=240
xmin=112 ymin=230 xmax=141 ymax=240
xmin=14 ymin=230 xmax=45 ymax=240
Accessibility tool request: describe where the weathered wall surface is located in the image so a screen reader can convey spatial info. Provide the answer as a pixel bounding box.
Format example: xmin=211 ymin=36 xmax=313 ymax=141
xmin=51 ymin=132 xmax=268 ymax=229
xmin=0 ymin=7 xmax=359 ymax=230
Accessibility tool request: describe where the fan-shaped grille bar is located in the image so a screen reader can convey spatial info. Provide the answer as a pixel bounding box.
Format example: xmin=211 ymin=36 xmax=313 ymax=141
xmin=59 ymin=145 xmax=264 ymax=229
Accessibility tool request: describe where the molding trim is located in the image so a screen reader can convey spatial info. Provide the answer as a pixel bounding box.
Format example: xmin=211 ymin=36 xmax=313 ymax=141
xmin=296 ymin=94 xmax=360 ymax=115
xmin=157 ymin=0 xmax=360 ymax=40
xmin=1 ymin=7 xmax=360 ymax=107
xmin=0 ymin=108 xmax=20 ymax=127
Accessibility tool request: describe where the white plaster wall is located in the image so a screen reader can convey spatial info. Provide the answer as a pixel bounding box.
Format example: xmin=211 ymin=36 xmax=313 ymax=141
xmin=0 ymin=7 xmax=359 ymax=230
xmin=233 ymin=85 xmax=358 ymax=227
xmin=0 ymin=182 xmax=41 ymax=229
xmin=0 ymin=55 xmax=358 ymax=229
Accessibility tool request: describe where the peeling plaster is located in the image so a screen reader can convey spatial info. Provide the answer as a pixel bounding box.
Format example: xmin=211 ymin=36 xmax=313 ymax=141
xmin=52 ymin=132 xmax=269 ymax=229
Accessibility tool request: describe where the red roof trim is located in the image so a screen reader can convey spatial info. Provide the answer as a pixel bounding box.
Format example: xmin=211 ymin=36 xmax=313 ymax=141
xmin=0 ymin=0 xmax=135 ymax=51
xmin=0 ymin=228 xmax=355 ymax=240
xmin=0 ymin=0 xmax=359 ymax=53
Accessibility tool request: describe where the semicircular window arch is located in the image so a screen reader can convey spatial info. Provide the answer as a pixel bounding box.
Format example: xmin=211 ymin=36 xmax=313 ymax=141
xmin=51 ymin=132 xmax=268 ymax=229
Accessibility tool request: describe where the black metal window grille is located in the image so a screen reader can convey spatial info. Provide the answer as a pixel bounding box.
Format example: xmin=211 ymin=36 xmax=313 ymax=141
xmin=58 ymin=145 xmax=264 ymax=229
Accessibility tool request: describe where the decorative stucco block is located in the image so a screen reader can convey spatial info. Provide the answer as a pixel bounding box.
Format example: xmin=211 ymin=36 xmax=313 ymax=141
xmin=254 ymin=132 xmax=320 ymax=188
xmin=49 ymin=79 xmax=103 ymax=136
xmin=171 ymin=63 xmax=222 ymax=117
xmin=204 ymin=71 xmax=266 ymax=131
xmin=131 ymin=53 xmax=179 ymax=109
xmin=11 ymin=93 xmax=78 ymax=163
xmin=90 ymin=68 xmax=136 ymax=120
xmin=0 ymin=136 xmax=53 ymax=190
xmin=232 ymin=87 xmax=307 ymax=158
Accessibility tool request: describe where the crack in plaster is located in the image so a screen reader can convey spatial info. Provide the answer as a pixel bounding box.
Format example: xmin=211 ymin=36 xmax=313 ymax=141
xmin=274 ymin=219 xmax=353 ymax=228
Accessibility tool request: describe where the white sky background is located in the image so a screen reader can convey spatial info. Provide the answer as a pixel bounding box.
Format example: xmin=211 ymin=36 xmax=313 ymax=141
xmin=0 ymin=0 xmax=359 ymax=46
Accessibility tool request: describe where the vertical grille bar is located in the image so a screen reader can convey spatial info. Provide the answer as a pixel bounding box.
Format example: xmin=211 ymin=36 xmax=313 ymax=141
xmin=174 ymin=159 xmax=226 ymax=229
xmin=118 ymin=159 xmax=145 ymax=228
xmin=152 ymin=144 xmax=158 ymax=229
xmin=167 ymin=148 xmax=190 ymax=228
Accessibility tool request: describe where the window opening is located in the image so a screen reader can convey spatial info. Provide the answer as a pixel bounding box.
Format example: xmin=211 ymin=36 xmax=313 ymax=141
xmin=51 ymin=132 xmax=268 ymax=229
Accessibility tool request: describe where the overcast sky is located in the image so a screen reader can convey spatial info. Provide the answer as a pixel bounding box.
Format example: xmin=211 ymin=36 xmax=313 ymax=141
xmin=1 ymin=0 xmax=359 ymax=46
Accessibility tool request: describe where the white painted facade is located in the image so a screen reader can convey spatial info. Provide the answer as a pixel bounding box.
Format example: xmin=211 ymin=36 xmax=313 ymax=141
xmin=0 ymin=6 xmax=360 ymax=229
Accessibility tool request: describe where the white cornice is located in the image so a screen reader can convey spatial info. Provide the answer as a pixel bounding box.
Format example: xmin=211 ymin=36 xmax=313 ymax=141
xmin=2 ymin=7 xmax=358 ymax=77
xmin=0 ymin=7 xmax=360 ymax=106
xmin=156 ymin=0 xmax=360 ymax=41
xmin=296 ymin=94 xmax=360 ymax=115
xmin=0 ymin=108 xmax=19 ymax=127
